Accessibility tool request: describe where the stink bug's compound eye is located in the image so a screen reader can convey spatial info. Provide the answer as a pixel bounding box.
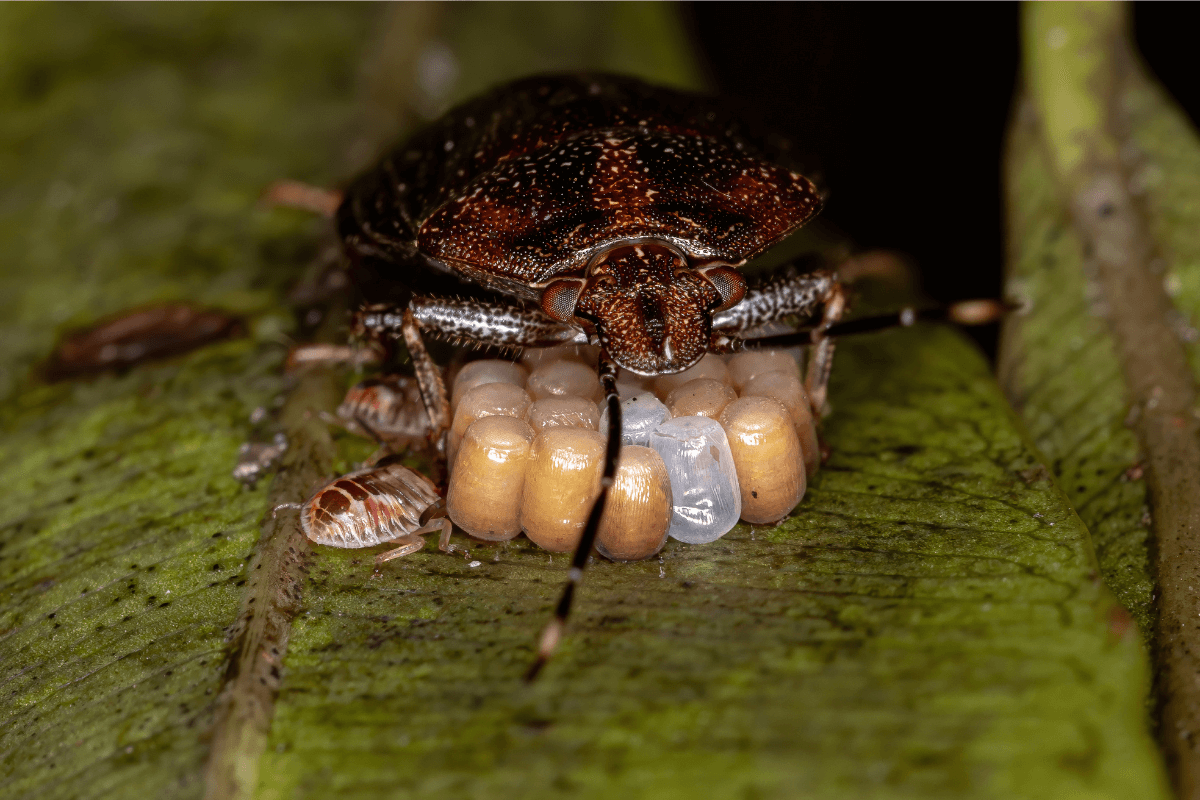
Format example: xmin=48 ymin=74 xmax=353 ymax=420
xmin=540 ymin=279 xmax=586 ymax=323
xmin=697 ymin=266 xmax=747 ymax=312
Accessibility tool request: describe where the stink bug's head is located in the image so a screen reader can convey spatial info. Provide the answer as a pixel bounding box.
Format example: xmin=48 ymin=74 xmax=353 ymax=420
xmin=539 ymin=242 xmax=746 ymax=376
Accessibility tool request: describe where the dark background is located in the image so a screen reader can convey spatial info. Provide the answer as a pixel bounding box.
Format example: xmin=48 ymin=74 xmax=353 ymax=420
xmin=687 ymin=3 xmax=1196 ymax=315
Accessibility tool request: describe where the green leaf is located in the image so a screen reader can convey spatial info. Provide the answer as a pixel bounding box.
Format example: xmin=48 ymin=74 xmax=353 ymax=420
xmin=1000 ymin=89 xmax=1155 ymax=639
xmin=257 ymin=326 xmax=1167 ymax=799
xmin=0 ymin=5 xmax=1171 ymax=799
xmin=1002 ymin=4 xmax=1200 ymax=792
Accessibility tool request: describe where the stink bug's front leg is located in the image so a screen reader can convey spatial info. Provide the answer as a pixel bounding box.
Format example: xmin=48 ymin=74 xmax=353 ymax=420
xmin=355 ymin=304 xmax=454 ymax=456
xmin=356 ymin=296 xmax=580 ymax=454
xmin=409 ymin=295 xmax=583 ymax=351
xmin=400 ymin=309 xmax=451 ymax=456
xmin=804 ymin=281 xmax=847 ymax=415
xmin=711 ymin=266 xmax=846 ymax=414
xmin=711 ymin=267 xmax=839 ymax=333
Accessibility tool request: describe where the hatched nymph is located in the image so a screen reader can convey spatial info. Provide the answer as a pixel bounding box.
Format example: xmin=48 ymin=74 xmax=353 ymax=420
xmin=279 ymin=457 xmax=460 ymax=564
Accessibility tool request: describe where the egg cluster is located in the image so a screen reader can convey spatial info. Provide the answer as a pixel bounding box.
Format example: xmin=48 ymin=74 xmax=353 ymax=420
xmin=444 ymin=346 xmax=817 ymax=562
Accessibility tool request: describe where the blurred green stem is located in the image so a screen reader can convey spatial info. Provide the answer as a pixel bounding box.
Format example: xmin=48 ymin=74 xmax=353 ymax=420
xmin=1024 ymin=3 xmax=1200 ymax=795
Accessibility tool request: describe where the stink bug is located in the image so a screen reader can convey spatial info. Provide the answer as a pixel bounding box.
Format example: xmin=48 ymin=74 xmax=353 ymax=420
xmin=290 ymin=74 xmax=999 ymax=679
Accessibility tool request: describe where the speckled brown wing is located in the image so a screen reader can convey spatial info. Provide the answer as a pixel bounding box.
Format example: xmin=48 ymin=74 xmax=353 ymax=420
xmin=338 ymin=74 xmax=815 ymax=292
xmin=416 ymin=128 xmax=822 ymax=285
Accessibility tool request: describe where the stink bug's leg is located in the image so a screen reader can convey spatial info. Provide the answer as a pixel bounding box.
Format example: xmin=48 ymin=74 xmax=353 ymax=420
xmin=743 ymin=300 xmax=1016 ymax=348
xmin=374 ymin=515 xmax=460 ymax=565
xmin=409 ymin=295 xmax=580 ymax=351
xmin=356 ymin=298 xmax=576 ymax=454
xmin=709 ymin=265 xmax=845 ymax=413
xmin=433 ymin=518 xmax=458 ymax=555
xmin=421 ymin=500 xmax=470 ymax=559
xmin=711 ymin=267 xmax=839 ymax=333
xmin=525 ymin=354 xmax=621 ymax=682
xmin=272 ymin=502 xmax=302 ymax=519
xmin=400 ymin=308 xmax=452 ymax=456
xmin=804 ymin=281 xmax=846 ymax=416
xmin=375 ymin=533 xmax=427 ymax=564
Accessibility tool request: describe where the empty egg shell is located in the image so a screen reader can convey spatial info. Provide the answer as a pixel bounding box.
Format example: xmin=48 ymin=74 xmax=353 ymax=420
xmin=596 ymin=446 xmax=672 ymax=562
xmin=447 ymin=415 xmax=534 ymax=541
xmin=741 ymin=369 xmax=820 ymax=477
xmin=726 ymin=350 xmax=801 ymax=393
xmin=720 ymin=396 xmax=806 ymax=524
xmin=648 ymin=416 xmax=741 ymax=544
xmin=447 ymin=382 xmax=531 ymax=466
xmin=652 ymin=353 xmax=731 ymax=398
xmin=665 ymin=378 xmax=737 ymax=420
xmin=520 ymin=428 xmax=606 ymax=552
xmin=599 ymin=392 xmax=671 ymax=446
xmin=524 ymin=396 xmax=600 ymax=434
xmin=527 ymin=359 xmax=604 ymax=403
xmin=450 ymin=359 xmax=528 ymax=414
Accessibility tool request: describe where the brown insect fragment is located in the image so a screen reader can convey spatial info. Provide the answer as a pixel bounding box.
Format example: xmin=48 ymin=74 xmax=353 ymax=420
xmin=44 ymin=303 xmax=243 ymax=381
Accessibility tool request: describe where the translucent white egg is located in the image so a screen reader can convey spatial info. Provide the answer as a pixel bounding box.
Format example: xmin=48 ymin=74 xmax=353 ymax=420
xmin=599 ymin=392 xmax=671 ymax=447
xmin=648 ymin=416 xmax=741 ymax=544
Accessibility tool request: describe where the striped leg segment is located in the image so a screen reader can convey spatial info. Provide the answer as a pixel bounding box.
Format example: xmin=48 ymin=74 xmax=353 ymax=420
xmin=524 ymin=353 xmax=622 ymax=682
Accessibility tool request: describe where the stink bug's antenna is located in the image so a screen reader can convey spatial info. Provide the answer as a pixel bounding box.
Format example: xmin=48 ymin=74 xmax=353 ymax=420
xmin=744 ymin=298 xmax=1015 ymax=350
xmin=525 ymin=353 xmax=622 ymax=682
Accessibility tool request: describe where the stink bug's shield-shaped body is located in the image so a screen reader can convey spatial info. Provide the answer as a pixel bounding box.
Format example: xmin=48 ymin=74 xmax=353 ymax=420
xmin=337 ymin=74 xmax=845 ymax=677
xmin=338 ymin=74 xmax=834 ymax=381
